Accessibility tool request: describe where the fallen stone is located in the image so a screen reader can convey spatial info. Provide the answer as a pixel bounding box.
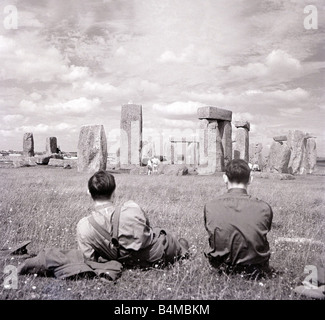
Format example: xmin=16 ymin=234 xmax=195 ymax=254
xmin=13 ymin=156 xmax=37 ymax=168
xmin=159 ymin=164 xmax=188 ymax=176
xmin=253 ymin=172 xmax=295 ymax=180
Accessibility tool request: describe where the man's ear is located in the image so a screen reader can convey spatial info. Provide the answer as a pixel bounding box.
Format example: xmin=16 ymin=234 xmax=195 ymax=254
xmin=223 ymin=174 xmax=228 ymax=184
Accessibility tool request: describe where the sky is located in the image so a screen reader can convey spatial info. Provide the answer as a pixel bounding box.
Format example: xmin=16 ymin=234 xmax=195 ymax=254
xmin=0 ymin=0 xmax=324 ymax=157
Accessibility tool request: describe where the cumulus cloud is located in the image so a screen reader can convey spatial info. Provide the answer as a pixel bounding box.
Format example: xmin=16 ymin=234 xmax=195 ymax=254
xmin=16 ymin=122 xmax=75 ymax=134
xmin=152 ymin=101 xmax=204 ymax=117
xmin=3 ymin=114 xmax=24 ymax=123
xmin=228 ymin=50 xmax=302 ymax=81
xmin=61 ymin=65 xmax=90 ymax=82
xmin=158 ymin=45 xmax=194 ymax=63
xmin=0 ymin=33 xmax=68 ymax=82
xmin=44 ymin=97 xmax=101 ymax=114
xmin=19 ymin=100 xmax=37 ymax=112
xmin=30 ymin=92 xmax=42 ymax=101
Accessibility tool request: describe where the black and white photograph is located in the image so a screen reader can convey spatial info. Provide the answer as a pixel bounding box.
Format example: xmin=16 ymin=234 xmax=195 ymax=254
xmin=0 ymin=0 xmax=324 ymax=306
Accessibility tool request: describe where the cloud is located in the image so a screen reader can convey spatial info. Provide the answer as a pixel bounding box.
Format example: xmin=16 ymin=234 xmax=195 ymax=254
xmin=0 ymin=34 xmax=68 ymax=82
xmin=61 ymin=65 xmax=90 ymax=82
xmin=30 ymin=92 xmax=42 ymax=101
xmin=152 ymin=101 xmax=204 ymax=118
xmin=18 ymin=10 xmax=44 ymax=28
xmin=162 ymin=119 xmax=197 ymax=129
xmin=158 ymin=45 xmax=194 ymax=63
xmin=2 ymin=114 xmax=24 ymax=124
xmin=19 ymin=100 xmax=37 ymax=112
xmin=44 ymin=97 xmax=101 ymax=115
xmin=278 ymin=107 xmax=303 ymax=117
xmin=228 ymin=50 xmax=302 ymax=82
xmin=16 ymin=122 xmax=75 ymax=134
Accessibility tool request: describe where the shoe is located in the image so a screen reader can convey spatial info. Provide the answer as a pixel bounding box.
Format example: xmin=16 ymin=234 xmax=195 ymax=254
xmin=178 ymin=238 xmax=189 ymax=251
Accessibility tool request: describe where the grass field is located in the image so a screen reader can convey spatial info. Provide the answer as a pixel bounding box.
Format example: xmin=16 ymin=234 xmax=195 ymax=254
xmin=0 ymin=165 xmax=324 ymax=300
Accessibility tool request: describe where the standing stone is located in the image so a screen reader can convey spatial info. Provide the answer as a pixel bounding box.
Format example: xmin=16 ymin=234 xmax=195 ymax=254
xmin=141 ymin=140 xmax=156 ymax=163
xmin=233 ymin=121 xmax=250 ymax=163
xmin=198 ymin=121 xmax=223 ymax=174
xmin=120 ymin=103 xmax=142 ymax=167
xmin=23 ymin=132 xmax=34 ymax=157
xmin=305 ymin=138 xmax=317 ymax=174
xmin=208 ymin=121 xmax=224 ymax=172
xmin=46 ymin=137 xmax=57 ymax=155
xmin=267 ymin=141 xmax=291 ymax=173
xmin=287 ymin=130 xmax=306 ymax=174
xmin=249 ymin=143 xmax=264 ymax=170
xmin=219 ymin=120 xmax=232 ymax=167
xmin=198 ymin=119 xmax=209 ymax=166
xmin=77 ymin=125 xmax=107 ymax=172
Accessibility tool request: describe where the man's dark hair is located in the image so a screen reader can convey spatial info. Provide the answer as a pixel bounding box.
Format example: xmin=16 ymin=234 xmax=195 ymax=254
xmin=88 ymin=170 xmax=116 ymax=200
xmin=225 ymin=159 xmax=251 ymax=184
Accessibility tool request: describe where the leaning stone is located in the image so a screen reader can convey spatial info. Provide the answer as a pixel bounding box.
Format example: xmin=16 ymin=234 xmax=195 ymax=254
xmin=197 ymin=106 xmax=232 ymax=121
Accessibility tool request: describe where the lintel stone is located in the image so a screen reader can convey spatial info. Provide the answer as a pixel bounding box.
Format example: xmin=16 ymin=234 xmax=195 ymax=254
xmin=273 ymin=135 xmax=287 ymax=142
xmin=234 ymin=120 xmax=250 ymax=131
xmin=197 ymin=106 xmax=232 ymax=121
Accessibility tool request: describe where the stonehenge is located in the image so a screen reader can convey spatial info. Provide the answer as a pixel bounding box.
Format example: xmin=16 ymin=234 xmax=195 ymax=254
xmin=17 ymin=104 xmax=318 ymax=176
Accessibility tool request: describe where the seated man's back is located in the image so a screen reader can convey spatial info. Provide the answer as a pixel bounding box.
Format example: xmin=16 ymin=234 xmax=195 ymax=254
xmin=77 ymin=170 xmax=189 ymax=268
xmin=204 ymin=159 xmax=273 ymax=277
xmin=204 ymin=189 xmax=272 ymax=266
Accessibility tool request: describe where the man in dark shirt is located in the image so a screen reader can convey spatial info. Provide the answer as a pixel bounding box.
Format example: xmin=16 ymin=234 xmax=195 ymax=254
xmin=204 ymin=159 xmax=274 ymax=279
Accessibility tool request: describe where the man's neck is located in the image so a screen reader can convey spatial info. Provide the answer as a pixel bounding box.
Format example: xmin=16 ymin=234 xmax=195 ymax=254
xmin=94 ymin=199 xmax=114 ymax=207
xmin=227 ymin=182 xmax=248 ymax=190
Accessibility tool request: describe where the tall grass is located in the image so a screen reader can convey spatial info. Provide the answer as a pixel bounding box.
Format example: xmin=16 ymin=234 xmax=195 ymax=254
xmin=0 ymin=166 xmax=324 ymax=300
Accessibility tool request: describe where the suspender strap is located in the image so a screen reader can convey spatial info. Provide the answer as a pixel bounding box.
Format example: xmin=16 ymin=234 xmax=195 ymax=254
xmin=111 ymin=205 xmax=121 ymax=247
xmin=88 ymin=215 xmax=111 ymax=241
xmin=88 ymin=205 xmax=121 ymax=247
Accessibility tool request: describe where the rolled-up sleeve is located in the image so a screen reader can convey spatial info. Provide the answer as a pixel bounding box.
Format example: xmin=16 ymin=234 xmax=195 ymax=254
xmin=76 ymin=217 xmax=96 ymax=261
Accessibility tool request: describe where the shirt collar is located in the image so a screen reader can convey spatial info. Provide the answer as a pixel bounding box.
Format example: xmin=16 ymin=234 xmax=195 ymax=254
xmin=227 ymin=188 xmax=248 ymax=195
xmin=94 ymin=201 xmax=114 ymax=211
